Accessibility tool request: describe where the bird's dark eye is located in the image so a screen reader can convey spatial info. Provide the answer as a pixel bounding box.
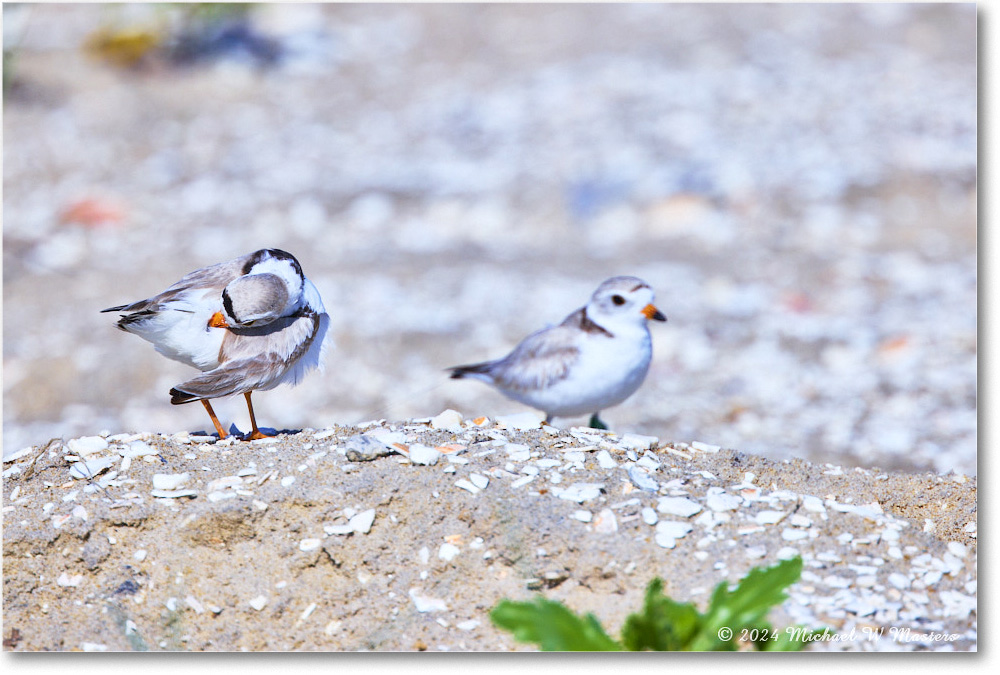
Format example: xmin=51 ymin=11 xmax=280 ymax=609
xmin=612 ymin=295 xmax=626 ymax=306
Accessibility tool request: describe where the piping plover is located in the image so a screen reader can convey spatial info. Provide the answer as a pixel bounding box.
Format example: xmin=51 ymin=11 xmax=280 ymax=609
xmin=102 ymin=248 xmax=330 ymax=440
xmin=449 ymin=276 xmax=666 ymax=429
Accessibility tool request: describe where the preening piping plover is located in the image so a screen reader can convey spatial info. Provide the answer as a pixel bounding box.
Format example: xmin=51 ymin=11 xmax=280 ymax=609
xmin=449 ymin=276 xmax=667 ymax=429
xmin=102 ymin=248 xmax=330 ymax=440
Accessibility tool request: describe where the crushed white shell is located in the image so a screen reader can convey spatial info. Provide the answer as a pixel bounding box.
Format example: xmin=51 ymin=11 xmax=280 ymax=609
xmin=627 ymin=465 xmax=659 ymax=492
xmin=593 ymin=508 xmax=618 ymax=533
xmin=657 ymin=496 xmax=703 ymax=518
xmin=596 ymin=449 xmax=617 ymax=468
xmin=430 ymin=409 xmax=464 ymax=432
xmin=67 ymin=436 xmax=109 ymax=457
xmin=152 ymin=473 xmax=190 ymax=490
xmin=349 ymin=509 xmax=376 ymax=534
xmin=555 ymin=483 xmax=603 ymax=503
xmin=69 ymin=456 xmax=116 ymax=480
xmin=409 ymin=588 xmax=448 ymax=613
xmin=690 ymin=441 xmax=721 ymax=453
xmin=495 ymin=412 xmax=543 ymax=431
xmin=620 ymin=433 xmax=658 ymax=451
xmin=755 ymin=510 xmax=787 ymax=525
xmin=57 ymin=572 xmax=84 ymax=587
xmin=151 ymin=489 xmax=197 ymax=499
xmin=408 ymin=444 xmax=441 ymax=466
xmin=705 ymin=488 xmax=742 ymax=512
xmin=438 ymin=543 xmax=461 ymax=561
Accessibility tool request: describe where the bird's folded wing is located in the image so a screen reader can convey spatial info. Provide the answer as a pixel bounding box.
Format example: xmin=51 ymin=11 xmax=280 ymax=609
xmin=490 ymin=325 xmax=580 ymax=392
xmin=170 ymin=355 xmax=281 ymax=402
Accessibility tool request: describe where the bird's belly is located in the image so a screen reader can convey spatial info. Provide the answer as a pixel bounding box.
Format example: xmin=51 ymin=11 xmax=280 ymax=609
xmin=511 ymin=338 xmax=651 ymax=416
xmin=147 ymin=312 xmax=226 ymax=371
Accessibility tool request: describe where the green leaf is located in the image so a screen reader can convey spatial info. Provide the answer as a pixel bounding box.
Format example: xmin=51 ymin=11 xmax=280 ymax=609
xmin=689 ymin=556 xmax=804 ymax=651
xmin=490 ymin=597 xmax=623 ymax=651
xmin=620 ymin=578 xmax=702 ymax=651
xmin=763 ymin=626 xmax=835 ymax=651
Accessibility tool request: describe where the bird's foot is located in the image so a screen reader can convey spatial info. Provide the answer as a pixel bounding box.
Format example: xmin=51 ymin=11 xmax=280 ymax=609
xmin=588 ymin=414 xmax=608 ymax=430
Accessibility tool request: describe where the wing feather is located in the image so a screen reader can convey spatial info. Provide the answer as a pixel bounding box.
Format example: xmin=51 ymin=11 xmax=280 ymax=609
xmin=485 ymin=324 xmax=580 ymax=392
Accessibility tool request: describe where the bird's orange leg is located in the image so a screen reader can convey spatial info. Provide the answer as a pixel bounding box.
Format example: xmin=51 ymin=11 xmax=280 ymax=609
xmin=200 ymin=399 xmax=228 ymax=439
xmin=244 ymin=392 xmax=272 ymax=441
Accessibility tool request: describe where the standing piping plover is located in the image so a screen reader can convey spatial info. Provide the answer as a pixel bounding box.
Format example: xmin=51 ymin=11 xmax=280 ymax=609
xmin=102 ymin=248 xmax=330 ymax=440
xmin=449 ymin=276 xmax=667 ymax=429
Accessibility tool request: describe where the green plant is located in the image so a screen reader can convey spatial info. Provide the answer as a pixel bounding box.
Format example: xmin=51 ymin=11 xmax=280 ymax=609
xmin=491 ymin=556 xmax=828 ymax=651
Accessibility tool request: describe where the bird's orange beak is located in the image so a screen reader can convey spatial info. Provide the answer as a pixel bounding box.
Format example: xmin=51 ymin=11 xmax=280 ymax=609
xmin=642 ymin=304 xmax=667 ymax=322
xmin=208 ymin=311 xmax=229 ymax=329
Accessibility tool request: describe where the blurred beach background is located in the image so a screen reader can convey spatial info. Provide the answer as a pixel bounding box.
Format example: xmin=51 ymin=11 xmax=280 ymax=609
xmin=2 ymin=3 xmax=976 ymax=474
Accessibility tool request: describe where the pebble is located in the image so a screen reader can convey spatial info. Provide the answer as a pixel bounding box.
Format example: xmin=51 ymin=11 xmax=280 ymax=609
xmin=705 ymin=488 xmax=742 ymax=512
xmin=438 ymin=543 xmax=461 ymax=561
xmin=555 ymin=483 xmax=603 ymax=503
xmin=655 ymin=521 xmax=693 ymax=548
xmin=69 ymin=456 xmax=116 ymax=480
xmin=150 ymin=489 xmax=197 ymax=499
xmin=782 ymin=528 xmax=810 ymax=541
xmin=324 ymin=523 xmax=354 ymax=536
xmin=636 ymin=454 xmax=660 ymax=471
xmin=505 ymin=444 xmax=531 ymax=462
xmin=185 ymin=596 xmax=205 ymax=614
xmin=455 ymin=479 xmax=480 ymax=494
xmin=641 ymin=507 xmax=658 ymax=525
xmin=280 ymin=476 xmax=296 ymax=487
xmin=690 ymin=441 xmax=721 ymax=453
xmin=57 ymin=572 xmax=83 ymax=587
xmin=122 ymin=440 xmax=158 ymax=458
xmin=249 ymin=596 xmax=268 ymax=611
xmin=67 ymin=436 xmax=108 ymax=457
xmin=206 ymin=476 xmax=243 ymax=492
xmin=801 ymin=496 xmax=827 ymax=514
xmin=571 ymin=510 xmax=593 ymax=523
xmin=299 ymin=538 xmax=322 ymax=552
xmin=469 ymin=473 xmax=489 ymax=490
xmin=595 ymin=449 xmax=617 ymax=468
xmin=409 ymin=588 xmax=448 ymax=613
xmin=344 ymin=434 xmax=394 ymax=462
xmin=495 ymin=413 xmax=543 ymax=430
xmin=592 ymin=508 xmax=618 ymax=534
xmin=349 ymin=509 xmax=376 ymax=534
xmin=457 ymin=620 xmax=480 ymax=631
xmin=619 ymin=433 xmax=658 ymax=451
xmin=152 ymin=473 xmax=190 ymax=490
xmin=429 ymin=409 xmax=464 ymax=432
xmin=947 ymin=542 xmax=968 ymax=559
xmin=755 ymin=510 xmax=787 ymax=525
xmin=627 ymin=465 xmax=659 ymax=492
xmin=408 ymin=444 xmax=441 ymax=466
xmin=656 ymin=496 xmax=703 ymax=518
